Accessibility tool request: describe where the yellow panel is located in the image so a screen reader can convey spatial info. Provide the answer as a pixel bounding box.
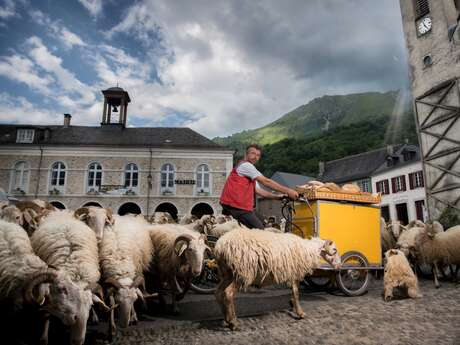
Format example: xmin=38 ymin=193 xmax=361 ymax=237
xmin=293 ymin=200 xmax=381 ymax=266
xmin=318 ymin=201 xmax=381 ymax=265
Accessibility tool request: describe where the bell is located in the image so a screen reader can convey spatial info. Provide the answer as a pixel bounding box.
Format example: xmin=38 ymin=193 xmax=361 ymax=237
xmin=112 ymin=105 xmax=118 ymax=113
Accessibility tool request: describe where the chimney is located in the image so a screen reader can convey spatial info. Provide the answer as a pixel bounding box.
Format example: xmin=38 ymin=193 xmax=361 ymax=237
xmin=63 ymin=113 xmax=72 ymax=127
xmin=318 ymin=161 xmax=325 ymax=176
xmin=386 ymin=145 xmax=394 ymax=156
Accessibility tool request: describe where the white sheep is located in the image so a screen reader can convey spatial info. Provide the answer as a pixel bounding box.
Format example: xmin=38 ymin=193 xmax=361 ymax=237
xmin=414 ymin=222 xmax=460 ymax=287
xmin=0 ymin=219 xmax=94 ymax=345
xmin=214 ymin=227 xmax=341 ymax=330
xmin=31 ymin=210 xmax=106 ymax=345
xmin=74 ymin=206 xmax=114 ymax=242
xmin=208 ymin=218 xmax=240 ymax=237
xmin=383 ymin=249 xmax=421 ymax=301
xmin=99 ymin=214 xmax=156 ymax=331
xmin=0 ymin=204 xmax=23 ymax=226
xmin=148 ymin=224 xmax=209 ymax=313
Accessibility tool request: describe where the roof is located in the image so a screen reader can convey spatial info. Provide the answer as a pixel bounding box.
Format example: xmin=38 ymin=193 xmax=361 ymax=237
xmin=264 ymin=171 xmax=314 ymax=190
xmin=0 ymin=124 xmax=231 ymax=151
xmin=318 ymin=144 xmax=408 ymax=183
xmin=373 ymin=144 xmax=421 ymax=174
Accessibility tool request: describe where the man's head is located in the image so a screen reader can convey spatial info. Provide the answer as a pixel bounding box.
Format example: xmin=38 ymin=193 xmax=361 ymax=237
xmin=244 ymin=144 xmax=262 ymax=164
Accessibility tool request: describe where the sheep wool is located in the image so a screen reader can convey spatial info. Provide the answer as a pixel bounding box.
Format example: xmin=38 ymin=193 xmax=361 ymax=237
xmin=0 ymin=220 xmax=48 ymax=300
xmin=214 ymin=228 xmax=322 ymax=290
xmin=383 ymin=249 xmax=421 ymax=301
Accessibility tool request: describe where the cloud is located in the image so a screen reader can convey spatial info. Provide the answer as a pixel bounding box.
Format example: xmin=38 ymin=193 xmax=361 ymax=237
xmin=78 ymin=0 xmax=102 ymax=17
xmin=0 ymin=54 xmax=55 ymax=95
xmin=101 ymin=0 xmax=409 ymax=138
xmin=28 ymin=10 xmax=87 ymax=49
xmin=0 ymin=92 xmax=58 ymax=124
xmin=0 ymin=0 xmax=23 ymax=20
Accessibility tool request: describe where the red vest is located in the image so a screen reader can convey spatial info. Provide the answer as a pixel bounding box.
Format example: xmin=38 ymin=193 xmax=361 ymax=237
xmin=220 ymin=161 xmax=256 ymax=211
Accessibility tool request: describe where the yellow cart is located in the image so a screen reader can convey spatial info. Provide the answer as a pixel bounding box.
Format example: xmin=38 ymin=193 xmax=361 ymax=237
xmin=290 ymin=192 xmax=382 ymax=296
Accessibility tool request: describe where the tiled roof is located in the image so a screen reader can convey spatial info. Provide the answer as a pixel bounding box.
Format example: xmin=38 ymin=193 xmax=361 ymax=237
xmin=318 ymin=144 xmax=412 ymax=183
xmin=0 ymin=124 xmax=230 ymax=151
xmin=270 ymin=171 xmax=315 ymax=188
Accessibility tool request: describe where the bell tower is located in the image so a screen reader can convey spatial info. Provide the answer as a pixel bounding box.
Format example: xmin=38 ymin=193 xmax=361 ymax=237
xmin=101 ymin=86 xmax=131 ymax=127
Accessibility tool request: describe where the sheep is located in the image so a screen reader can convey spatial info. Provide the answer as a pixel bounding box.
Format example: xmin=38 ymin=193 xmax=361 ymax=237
xmin=74 ymin=206 xmax=114 ymax=242
xmin=148 ymin=224 xmax=209 ymax=314
xmin=184 ymin=214 xmax=216 ymax=234
xmin=31 ymin=210 xmax=107 ymax=345
xmin=99 ymin=214 xmax=156 ymax=332
xmin=0 ymin=219 xmax=94 ymax=345
xmin=0 ymin=204 xmax=23 ymax=226
xmin=208 ymin=218 xmax=240 ymax=237
xmin=149 ymin=211 xmax=175 ymax=224
xmin=214 ymin=227 xmax=341 ymax=330
xmin=383 ymin=249 xmax=421 ymax=301
xmin=414 ymin=222 xmax=460 ymax=287
xmin=179 ymin=214 xmax=198 ymax=225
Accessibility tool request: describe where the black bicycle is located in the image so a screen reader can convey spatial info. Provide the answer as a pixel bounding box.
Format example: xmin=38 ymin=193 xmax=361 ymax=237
xmin=190 ymin=235 xmax=220 ymax=294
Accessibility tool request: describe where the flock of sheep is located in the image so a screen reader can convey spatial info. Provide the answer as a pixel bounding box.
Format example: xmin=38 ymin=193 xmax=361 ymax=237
xmin=0 ymin=199 xmax=459 ymax=344
xmin=0 ymin=200 xmax=340 ymax=344
xmin=381 ymin=218 xmax=460 ymax=301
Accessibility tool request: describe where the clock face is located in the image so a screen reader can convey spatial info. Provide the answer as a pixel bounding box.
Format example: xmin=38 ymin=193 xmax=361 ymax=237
xmin=418 ymin=17 xmax=432 ymax=35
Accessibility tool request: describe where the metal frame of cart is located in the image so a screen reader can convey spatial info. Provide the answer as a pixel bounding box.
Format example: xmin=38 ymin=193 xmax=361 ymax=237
xmin=292 ymin=197 xmax=383 ymax=296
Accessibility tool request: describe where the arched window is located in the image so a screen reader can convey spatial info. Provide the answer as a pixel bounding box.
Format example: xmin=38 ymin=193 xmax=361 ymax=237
xmin=87 ymin=162 xmax=102 ymax=192
xmin=12 ymin=161 xmax=29 ymax=192
xmin=196 ymin=164 xmax=210 ymax=194
xmin=50 ymin=162 xmax=66 ymax=193
xmin=124 ymin=163 xmax=138 ymax=190
xmin=160 ymin=163 xmax=175 ymax=194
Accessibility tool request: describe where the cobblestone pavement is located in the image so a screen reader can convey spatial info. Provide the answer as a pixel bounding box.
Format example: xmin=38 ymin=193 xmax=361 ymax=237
xmin=89 ymin=277 xmax=460 ymax=345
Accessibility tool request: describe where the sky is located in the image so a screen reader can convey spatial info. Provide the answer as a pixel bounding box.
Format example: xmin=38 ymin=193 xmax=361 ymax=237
xmin=0 ymin=0 xmax=410 ymax=139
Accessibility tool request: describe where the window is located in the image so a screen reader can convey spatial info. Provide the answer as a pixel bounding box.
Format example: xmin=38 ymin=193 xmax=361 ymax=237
xmin=124 ymin=163 xmax=138 ymax=189
xmin=50 ymin=162 xmax=66 ymax=192
xmin=381 ymin=205 xmax=390 ymax=222
xmin=87 ymin=163 xmax=102 ymax=192
xmin=196 ymin=164 xmax=210 ymax=193
xmin=409 ymin=171 xmax=424 ymax=189
xmin=356 ymin=179 xmax=371 ymax=193
xmin=403 ymin=150 xmax=416 ymax=161
xmin=376 ymin=179 xmax=390 ymax=195
xmin=16 ymin=129 xmax=35 ymax=143
xmin=391 ymin=175 xmax=407 ymax=193
xmin=415 ymin=200 xmax=426 ymax=221
xmin=160 ymin=163 xmax=175 ymax=193
xmin=12 ymin=161 xmax=29 ymax=192
xmin=413 ymin=0 xmax=430 ymax=20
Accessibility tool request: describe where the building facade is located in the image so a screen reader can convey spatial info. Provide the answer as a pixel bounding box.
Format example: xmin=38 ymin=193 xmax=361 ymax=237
xmin=0 ymin=87 xmax=233 ymax=219
xmin=399 ymin=0 xmax=460 ymax=220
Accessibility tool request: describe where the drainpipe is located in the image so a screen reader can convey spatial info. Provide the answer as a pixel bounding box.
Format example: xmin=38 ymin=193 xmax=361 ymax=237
xmin=146 ymin=148 xmax=153 ymax=217
xmin=35 ymin=145 xmax=43 ymax=198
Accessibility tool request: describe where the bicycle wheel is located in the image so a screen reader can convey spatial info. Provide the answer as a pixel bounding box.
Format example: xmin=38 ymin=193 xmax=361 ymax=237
xmin=336 ymin=251 xmax=370 ymax=296
xmin=190 ymin=257 xmax=220 ymax=294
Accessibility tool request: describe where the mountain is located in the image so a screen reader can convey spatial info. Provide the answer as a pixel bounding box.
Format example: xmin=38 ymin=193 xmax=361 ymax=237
xmin=213 ymin=90 xmax=418 ymax=176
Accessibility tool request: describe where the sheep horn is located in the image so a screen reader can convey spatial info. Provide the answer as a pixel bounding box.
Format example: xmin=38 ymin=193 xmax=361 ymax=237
xmin=174 ymin=234 xmax=193 ymax=255
xmin=131 ymin=276 xmax=145 ymax=289
xmin=104 ymin=278 xmax=122 ymax=289
xmin=88 ymin=282 xmax=104 ymax=299
xmin=173 ymin=276 xmax=184 ymax=294
xmin=106 ymin=208 xmax=115 ymax=225
xmin=74 ymin=207 xmax=89 ymax=219
xmin=15 ymin=201 xmax=43 ymax=213
xmin=24 ymin=270 xmax=58 ymax=305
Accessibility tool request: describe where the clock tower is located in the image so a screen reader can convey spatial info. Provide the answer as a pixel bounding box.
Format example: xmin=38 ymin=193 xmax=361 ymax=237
xmin=399 ymin=0 xmax=460 ymax=221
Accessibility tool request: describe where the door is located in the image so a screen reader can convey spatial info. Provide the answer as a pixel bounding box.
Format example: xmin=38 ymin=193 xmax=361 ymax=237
xmin=395 ymin=203 xmax=408 ymax=225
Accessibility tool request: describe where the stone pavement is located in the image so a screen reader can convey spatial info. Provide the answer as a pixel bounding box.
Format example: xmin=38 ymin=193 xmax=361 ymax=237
xmin=90 ymin=277 xmax=460 ymax=345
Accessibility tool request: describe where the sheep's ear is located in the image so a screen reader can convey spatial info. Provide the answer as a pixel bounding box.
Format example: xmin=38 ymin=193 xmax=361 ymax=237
xmin=388 ymin=249 xmax=398 ymax=256
xmin=177 ymin=243 xmax=187 ymax=256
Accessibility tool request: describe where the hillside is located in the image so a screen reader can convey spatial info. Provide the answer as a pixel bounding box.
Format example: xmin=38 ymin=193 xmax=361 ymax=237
xmin=213 ymin=90 xmax=418 ymax=176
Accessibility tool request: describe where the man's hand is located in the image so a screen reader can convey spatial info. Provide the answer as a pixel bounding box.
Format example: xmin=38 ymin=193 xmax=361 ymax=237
xmin=286 ymin=189 xmax=299 ymax=200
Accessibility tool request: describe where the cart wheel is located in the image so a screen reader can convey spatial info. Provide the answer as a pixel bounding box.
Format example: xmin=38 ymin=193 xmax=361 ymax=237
xmin=190 ymin=257 xmax=219 ymax=294
xmin=336 ymin=251 xmax=370 ymax=296
xmin=304 ymin=272 xmax=333 ymax=288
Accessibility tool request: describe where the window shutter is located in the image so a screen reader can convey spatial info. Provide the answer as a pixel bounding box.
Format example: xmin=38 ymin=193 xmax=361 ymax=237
xmin=401 ymin=175 xmax=407 ymax=191
xmin=376 ymin=182 xmax=381 ymax=193
xmin=413 ymin=0 xmax=430 ymax=20
xmin=409 ymin=173 xmax=414 ymax=190
xmin=420 ymin=171 xmax=425 ymax=187
xmin=384 ymin=180 xmax=389 ymax=194
xmin=391 ymin=177 xmax=397 ymax=193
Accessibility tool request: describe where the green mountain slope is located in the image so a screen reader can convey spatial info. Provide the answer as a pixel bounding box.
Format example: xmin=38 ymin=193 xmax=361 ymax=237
xmin=213 ymin=90 xmax=417 ymax=176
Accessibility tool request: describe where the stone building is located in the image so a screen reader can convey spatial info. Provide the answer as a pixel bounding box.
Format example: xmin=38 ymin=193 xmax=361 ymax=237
xmin=399 ymin=0 xmax=460 ymax=220
xmin=0 ymin=87 xmax=233 ymax=219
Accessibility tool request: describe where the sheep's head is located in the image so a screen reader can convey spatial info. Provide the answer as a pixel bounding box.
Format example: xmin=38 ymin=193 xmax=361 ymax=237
xmin=0 ymin=204 xmax=23 ymax=226
xmin=387 ymin=221 xmax=407 ymax=239
xmin=105 ymin=277 xmax=154 ymax=329
xmin=174 ymin=233 xmax=209 ymax=277
xmin=319 ymin=239 xmax=341 ymax=269
xmin=74 ymin=206 xmax=114 ymax=242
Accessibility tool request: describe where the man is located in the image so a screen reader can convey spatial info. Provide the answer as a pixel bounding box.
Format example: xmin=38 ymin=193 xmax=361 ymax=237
xmin=220 ymin=144 xmax=299 ymax=229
